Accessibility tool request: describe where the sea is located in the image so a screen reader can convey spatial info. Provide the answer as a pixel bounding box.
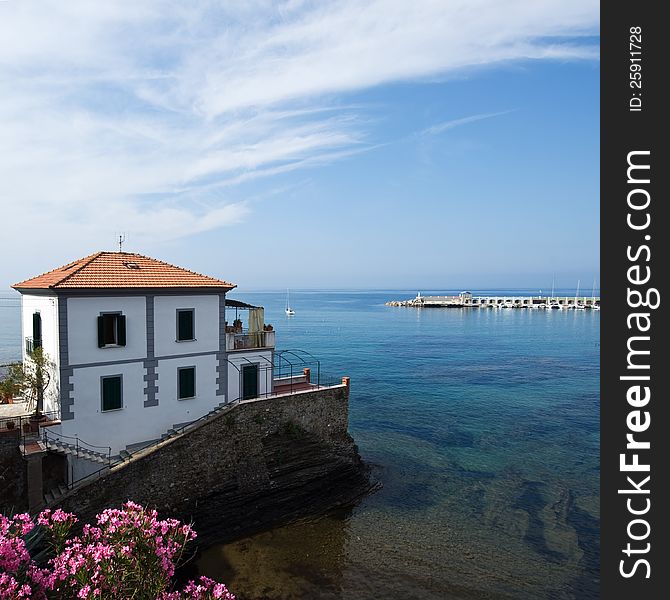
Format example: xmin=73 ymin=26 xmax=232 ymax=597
xmin=0 ymin=289 xmax=600 ymax=600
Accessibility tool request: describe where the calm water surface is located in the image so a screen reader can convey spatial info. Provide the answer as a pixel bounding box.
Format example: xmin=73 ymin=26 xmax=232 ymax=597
xmin=202 ymin=291 xmax=600 ymax=600
xmin=0 ymin=290 xmax=600 ymax=599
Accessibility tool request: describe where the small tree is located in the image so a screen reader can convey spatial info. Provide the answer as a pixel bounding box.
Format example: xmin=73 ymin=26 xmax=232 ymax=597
xmin=4 ymin=347 xmax=57 ymax=416
xmin=0 ymin=363 xmax=21 ymax=401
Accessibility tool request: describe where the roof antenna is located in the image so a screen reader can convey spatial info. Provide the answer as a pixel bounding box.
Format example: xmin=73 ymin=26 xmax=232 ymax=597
xmin=117 ymin=233 xmax=126 ymax=253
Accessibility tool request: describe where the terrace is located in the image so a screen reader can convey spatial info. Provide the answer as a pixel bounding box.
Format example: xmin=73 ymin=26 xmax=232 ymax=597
xmin=225 ymin=298 xmax=275 ymax=351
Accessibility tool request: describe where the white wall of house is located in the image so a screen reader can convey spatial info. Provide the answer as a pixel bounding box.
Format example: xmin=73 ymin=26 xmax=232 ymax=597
xmin=62 ymin=362 xmax=146 ymax=454
xmin=154 ymin=294 xmax=219 ymax=357
xmin=68 ymin=454 xmax=105 ymax=483
xmin=20 ymin=294 xmax=60 ymax=414
xmin=36 ymin=291 xmax=277 ymax=457
xmin=61 ymin=354 xmax=222 ymax=454
xmin=67 ymin=296 xmax=146 ymax=365
xmin=156 ymin=354 xmax=220 ymax=424
xmin=227 ymin=350 xmax=273 ymax=402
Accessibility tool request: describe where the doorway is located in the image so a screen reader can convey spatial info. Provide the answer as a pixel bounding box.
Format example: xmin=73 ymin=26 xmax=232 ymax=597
xmin=242 ymin=364 xmax=259 ymax=400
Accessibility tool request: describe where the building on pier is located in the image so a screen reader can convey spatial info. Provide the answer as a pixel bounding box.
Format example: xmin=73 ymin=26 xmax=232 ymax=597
xmin=390 ymin=292 xmax=600 ymax=308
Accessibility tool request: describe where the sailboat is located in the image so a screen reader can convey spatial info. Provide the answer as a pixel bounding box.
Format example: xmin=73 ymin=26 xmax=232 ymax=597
xmin=574 ymin=280 xmax=586 ymax=310
xmin=549 ymin=276 xmax=561 ymax=309
xmin=285 ymin=289 xmax=295 ymax=316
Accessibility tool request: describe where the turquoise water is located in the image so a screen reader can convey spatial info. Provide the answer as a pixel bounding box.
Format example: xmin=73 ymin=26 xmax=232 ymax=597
xmin=202 ymin=290 xmax=600 ymax=600
xmin=0 ymin=290 xmax=600 ymax=599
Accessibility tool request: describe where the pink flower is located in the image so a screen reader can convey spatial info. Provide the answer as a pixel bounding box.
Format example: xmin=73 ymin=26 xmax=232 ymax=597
xmin=2 ymin=502 xmax=232 ymax=600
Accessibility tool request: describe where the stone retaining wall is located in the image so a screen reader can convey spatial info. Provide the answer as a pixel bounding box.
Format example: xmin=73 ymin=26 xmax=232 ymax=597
xmin=0 ymin=430 xmax=27 ymax=512
xmin=54 ymin=384 xmax=373 ymax=543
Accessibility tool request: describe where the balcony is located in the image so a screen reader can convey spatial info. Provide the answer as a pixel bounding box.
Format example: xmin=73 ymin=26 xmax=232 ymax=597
xmin=25 ymin=337 xmax=42 ymax=355
xmin=226 ymin=330 xmax=275 ymax=351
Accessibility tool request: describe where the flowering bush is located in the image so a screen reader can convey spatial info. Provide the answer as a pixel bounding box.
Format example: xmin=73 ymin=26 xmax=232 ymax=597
xmin=0 ymin=502 xmax=234 ymax=600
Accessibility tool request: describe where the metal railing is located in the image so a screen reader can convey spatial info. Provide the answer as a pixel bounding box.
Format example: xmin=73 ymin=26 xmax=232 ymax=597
xmin=274 ymin=349 xmax=321 ymax=390
xmin=231 ymin=349 xmax=345 ymax=399
xmin=50 ymin=373 xmax=349 ymax=497
xmin=33 ymin=350 xmax=347 ymax=498
xmin=41 ymin=428 xmax=112 ymax=469
xmin=42 ymin=428 xmax=112 ymax=456
xmin=25 ymin=337 xmax=42 ymax=355
xmin=40 ymin=429 xmax=112 ymax=494
xmin=56 ymin=353 xmax=347 ymax=490
xmin=0 ymin=410 xmax=61 ymax=455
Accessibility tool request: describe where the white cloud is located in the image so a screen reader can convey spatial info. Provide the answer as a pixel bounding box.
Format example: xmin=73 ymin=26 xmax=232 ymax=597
xmin=0 ymin=0 xmax=598 ymax=277
xmin=422 ymin=111 xmax=515 ymax=136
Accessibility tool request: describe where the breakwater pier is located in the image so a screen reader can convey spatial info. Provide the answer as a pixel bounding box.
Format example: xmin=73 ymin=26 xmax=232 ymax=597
xmin=386 ymin=291 xmax=600 ymax=309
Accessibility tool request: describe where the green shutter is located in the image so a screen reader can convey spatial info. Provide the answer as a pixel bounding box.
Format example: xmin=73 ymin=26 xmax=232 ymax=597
xmin=102 ymin=376 xmax=122 ymax=411
xmin=177 ymin=310 xmax=194 ymax=341
xmin=178 ymin=367 xmax=195 ymax=399
xmin=32 ymin=313 xmax=42 ymax=348
xmin=117 ymin=315 xmax=126 ymax=346
xmin=242 ymin=365 xmax=259 ymax=400
xmin=97 ymin=316 xmax=105 ymax=347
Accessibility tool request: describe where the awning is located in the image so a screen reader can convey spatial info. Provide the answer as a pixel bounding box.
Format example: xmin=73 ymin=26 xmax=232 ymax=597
xmin=225 ymin=299 xmax=259 ymax=309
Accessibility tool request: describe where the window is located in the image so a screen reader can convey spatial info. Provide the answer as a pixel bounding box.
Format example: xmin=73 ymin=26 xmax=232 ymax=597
xmin=178 ymin=367 xmax=196 ymax=399
xmin=176 ymin=309 xmax=195 ymax=341
xmin=32 ymin=312 xmax=42 ymax=350
xmin=101 ymin=375 xmax=123 ymax=411
xmin=97 ymin=313 xmax=126 ymax=348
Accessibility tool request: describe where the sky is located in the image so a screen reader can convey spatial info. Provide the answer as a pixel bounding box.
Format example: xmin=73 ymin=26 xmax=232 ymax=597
xmin=0 ymin=0 xmax=600 ymax=291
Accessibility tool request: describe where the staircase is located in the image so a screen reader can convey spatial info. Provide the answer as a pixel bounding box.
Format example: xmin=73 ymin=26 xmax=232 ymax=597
xmin=156 ymin=401 xmax=230 ymax=442
xmin=43 ymin=438 xmax=110 ymax=464
xmin=42 ymin=400 xmax=235 ymax=506
xmin=44 ymin=484 xmax=69 ymax=505
xmin=42 ymin=438 xmax=110 ymax=506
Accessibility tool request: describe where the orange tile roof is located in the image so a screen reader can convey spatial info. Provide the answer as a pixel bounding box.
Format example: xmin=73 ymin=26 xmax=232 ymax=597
xmin=12 ymin=252 xmax=236 ymax=291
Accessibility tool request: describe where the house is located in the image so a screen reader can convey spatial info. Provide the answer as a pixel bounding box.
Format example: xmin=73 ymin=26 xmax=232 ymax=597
xmin=11 ymin=252 xmax=277 ymax=460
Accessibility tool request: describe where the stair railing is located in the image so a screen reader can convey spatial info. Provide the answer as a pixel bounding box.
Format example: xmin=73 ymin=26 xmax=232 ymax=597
xmin=42 ymin=428 xmax=112 ymax=463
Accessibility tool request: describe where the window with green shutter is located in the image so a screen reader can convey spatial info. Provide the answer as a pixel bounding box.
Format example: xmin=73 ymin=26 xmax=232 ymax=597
xmin=32 ymin=312 xmax=42 ymax=350
xmin=176 ymin=309 xmax=195 ymax=341
xmin=101 ymin=375 xmax=123 ymax=411
xmin=178 ymin=367 xmax=196 ymax=399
